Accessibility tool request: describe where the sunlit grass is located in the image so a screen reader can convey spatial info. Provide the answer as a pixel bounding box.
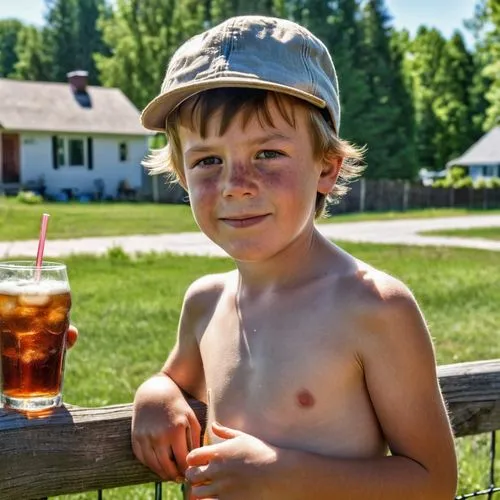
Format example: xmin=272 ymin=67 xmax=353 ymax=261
xmin=420 ymin=226 xmax=500 ymax=241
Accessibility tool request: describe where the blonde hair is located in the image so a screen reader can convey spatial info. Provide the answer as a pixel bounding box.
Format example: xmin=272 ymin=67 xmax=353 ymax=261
xmin=143 ymin=88 xmax=365 ymax=218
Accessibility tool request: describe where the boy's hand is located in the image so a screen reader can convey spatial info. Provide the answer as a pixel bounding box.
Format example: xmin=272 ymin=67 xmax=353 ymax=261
xmin=131 ymin=376 xmax=201 ymax=482
xmin=186 ymin=422 xmax=278 ymax=500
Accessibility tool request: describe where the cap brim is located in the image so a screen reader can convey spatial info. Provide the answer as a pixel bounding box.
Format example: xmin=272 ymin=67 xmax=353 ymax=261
xmin=140 ymin=77 xmax=326 ymax=131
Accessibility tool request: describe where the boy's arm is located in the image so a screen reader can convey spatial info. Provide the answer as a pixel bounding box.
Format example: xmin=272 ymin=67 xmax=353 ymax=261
xmin=186 ymin=279 xmax=457 ymax=499
xmin=132 ymin=276 xmax=222 ymax=479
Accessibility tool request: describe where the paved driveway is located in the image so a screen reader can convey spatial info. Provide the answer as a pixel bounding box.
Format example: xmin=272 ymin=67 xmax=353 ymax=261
xmin=1 ymin=215 xmax=499 ymax=258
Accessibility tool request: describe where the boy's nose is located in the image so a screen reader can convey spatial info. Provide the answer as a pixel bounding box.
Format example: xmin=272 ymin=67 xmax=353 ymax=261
xmin=222 ymin=161 xmax=257 ymax=198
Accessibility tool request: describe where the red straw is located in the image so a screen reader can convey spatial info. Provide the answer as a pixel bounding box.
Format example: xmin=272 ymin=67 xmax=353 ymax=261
xmin=35 ymin=213 xmax=50 ymax=280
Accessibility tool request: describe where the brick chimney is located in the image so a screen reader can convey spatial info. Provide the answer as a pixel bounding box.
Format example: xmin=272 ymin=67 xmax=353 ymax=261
xmin=67 ymin=70 xmax=88 ymax=93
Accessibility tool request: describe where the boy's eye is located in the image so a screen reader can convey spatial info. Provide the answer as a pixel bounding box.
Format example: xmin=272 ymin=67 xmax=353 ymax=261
xmin=193 ymin=156 xmax=222 ymax=168
xmin=256 ymin=150 xmax=284 ymax=160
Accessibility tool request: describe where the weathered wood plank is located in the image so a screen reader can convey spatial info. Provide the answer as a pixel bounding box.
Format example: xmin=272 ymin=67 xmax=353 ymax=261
xmin=0 ymin=359 xmax=498 ymax=499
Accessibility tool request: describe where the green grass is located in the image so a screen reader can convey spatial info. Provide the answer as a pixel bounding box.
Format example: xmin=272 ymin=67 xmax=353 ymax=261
xmin=1 ymin=195 xmax=500 ymax=240
xmin=320 ymin=207 xmax=500 ymax=224
xmin=420 ymin=227 xmax=500 ymax=240
xmin=0 ymin=199 xmax=199 ymax=240
xmin=38 ymin=243 xmax=499 ymax=498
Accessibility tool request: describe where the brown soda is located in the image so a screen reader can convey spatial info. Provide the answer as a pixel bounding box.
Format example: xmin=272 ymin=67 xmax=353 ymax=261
xmin=0 ymin=287 xmax=71 ymax=399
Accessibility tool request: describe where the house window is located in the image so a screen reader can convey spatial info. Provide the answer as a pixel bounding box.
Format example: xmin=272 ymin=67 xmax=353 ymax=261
xmin=483 ymin=165 xmax=496 ymax=178
xmin=119 ymin=142 xmax=128 ymax=162
xmin=57 ymin=138 xmax=66 ymax=166
xmin=68 ymin=139 xmax=85 ymax=166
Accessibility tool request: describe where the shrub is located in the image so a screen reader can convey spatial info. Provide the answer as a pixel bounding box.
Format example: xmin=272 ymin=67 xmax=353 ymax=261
xmin=489 ymin=177 xmax=500 ymax=188
xmin=454 ymin=177 xmax=474 ymax=189
xmin=433 ymin=178 xmax=453 ymax=188
xmin=473 ymin=178 xmax=490 ymax=189
xmin=16 ymin=191 xmax=43 ymax=204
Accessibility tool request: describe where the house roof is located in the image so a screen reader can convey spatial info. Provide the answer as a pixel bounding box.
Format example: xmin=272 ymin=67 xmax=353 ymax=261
xmin=0 ymin=78 xmax=152 ymax=136
xmin=447 ymin=127 xmax=500 ymax=167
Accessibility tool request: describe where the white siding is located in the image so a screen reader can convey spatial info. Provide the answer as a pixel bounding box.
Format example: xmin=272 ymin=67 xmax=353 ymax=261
xmin=20 ymin=132 xmax=148 ymax=198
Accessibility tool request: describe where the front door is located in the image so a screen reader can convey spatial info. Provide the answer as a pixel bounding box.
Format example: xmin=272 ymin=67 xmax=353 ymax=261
xmin=2 ymin=134 xmax=20 ymax=183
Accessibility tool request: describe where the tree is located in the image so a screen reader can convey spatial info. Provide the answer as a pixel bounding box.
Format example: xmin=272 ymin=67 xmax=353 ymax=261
xmin=96 ymin=0 xmax=205 ymax=110
xmin=406 ymin=26 xmax=446 ymax=170
xmin=11 ymin=26 xmax=53 ymax=81
xmin=483 ymin=0 xmax=500 ymax=129
xmin=0 ymin=19 xmax=25 ymax=77
xmin=359 ymin=0 xmax=416 ymax=179
xmin=44 ymin=0 xmax=79 ymax=81
xmin=209 ymin=0 xmax=283 ymax=24
xmin=43 ymin=0 xmax=109 ymax=83
xmin=433 ymin=31 xmax=475 ymax=165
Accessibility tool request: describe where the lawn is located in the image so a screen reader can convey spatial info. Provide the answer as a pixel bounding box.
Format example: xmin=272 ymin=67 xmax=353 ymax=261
xmin=421 ymin=226 xmax=500 ymax=240
xmin=42 ymin=243 xmax=500 ymax=499
xmin=1 ymin=195 xmax=499 ymax=240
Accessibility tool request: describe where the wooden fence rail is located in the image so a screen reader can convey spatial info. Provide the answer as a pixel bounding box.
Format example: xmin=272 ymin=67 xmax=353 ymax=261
xmin=0 ymin=359 xmax=499 ymax=499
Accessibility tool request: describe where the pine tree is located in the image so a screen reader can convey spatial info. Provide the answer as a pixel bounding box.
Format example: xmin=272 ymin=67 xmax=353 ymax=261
xmin=433 ymin=31 xmax=475 ymax=165
xmin=0 ymin=19 xmax=25 ymax=78
xmin=44 ymin=0 xmax=79 ymax=81
xmin=483 ymin=0 xmax=500 ymax=129
xmin=359 ymin=0 xmax=416 ymax=179
xmin=407 ymin=26 xmax=446 ymax=170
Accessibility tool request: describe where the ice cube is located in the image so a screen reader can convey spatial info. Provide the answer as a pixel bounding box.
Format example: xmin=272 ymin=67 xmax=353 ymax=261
xmin=0 ymin=296 xmax=17 ymax=316
xmin=47 ymin=307 xmax=68 ymax=327
xmin=21 ymin=347 xmax=48 ymax=364
xmin=18 ymin=294 xmax=50 ymax=307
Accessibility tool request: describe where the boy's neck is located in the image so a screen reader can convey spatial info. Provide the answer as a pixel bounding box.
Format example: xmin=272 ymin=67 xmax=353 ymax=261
xmin=233 ymin=226 xmax=345 ymax=298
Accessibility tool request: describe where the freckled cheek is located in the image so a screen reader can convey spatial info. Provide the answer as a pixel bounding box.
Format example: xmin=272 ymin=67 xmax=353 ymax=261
xmin=263 ymin=170 xmax=314 ymax=208
xmin=187 ymin=176 xmax=219 ymax=206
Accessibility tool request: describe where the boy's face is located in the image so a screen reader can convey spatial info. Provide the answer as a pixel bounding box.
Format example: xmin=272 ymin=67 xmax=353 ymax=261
xmin=178 ymin=96 xmax=337 ymax=262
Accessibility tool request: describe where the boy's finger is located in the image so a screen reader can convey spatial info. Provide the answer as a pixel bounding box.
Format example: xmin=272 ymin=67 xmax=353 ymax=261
xmin=153 ymin=444 xmax=181 ymax=481
xmin=170 ymin=428 xmax=191 ymax=473
xmin=211 ymin=421 xmax=240 ymax=439
xmin=188 ymin=412 xmax=202 ymax=449
xmin=185 ymin=464 xmax=212 ymax=486
xmin=191 ymin=480 xmax=218 ymax=499
xmin=186 ymin=443 xmax=219 ymax=466
xmin=66 ymin=326 xmax=78 ymax=349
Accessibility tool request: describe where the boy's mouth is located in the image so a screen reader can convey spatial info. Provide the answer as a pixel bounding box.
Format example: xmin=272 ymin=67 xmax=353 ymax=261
xmin=220 ymin=214 xmax=270 ymax=228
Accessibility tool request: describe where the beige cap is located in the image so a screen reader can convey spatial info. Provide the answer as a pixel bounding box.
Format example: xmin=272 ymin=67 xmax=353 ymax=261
xmin=141 ymin=16 xmax=340 ymax=133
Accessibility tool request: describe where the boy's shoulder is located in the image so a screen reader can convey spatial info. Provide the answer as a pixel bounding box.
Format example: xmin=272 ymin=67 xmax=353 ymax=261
xmin=340 ymin=259 xmax=421 ymax=328
xmin=346 ymin=261 xmax=429 ymax=353
xmin=182 ymin=270 xmax=236 ymax=312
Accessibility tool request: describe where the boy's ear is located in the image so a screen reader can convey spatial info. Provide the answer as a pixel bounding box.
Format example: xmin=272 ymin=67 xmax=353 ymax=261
xmin=317 ymin=156 xmax=343 ymax=195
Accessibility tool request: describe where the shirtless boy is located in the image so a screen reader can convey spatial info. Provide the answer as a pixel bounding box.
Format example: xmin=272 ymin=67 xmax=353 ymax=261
xmin=131 ymin=15 xmax=457 ymax=499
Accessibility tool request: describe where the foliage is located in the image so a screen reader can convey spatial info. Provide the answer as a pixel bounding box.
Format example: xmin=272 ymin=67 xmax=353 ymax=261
xmin=0 ymin=19 xmax=24 ymax=77
xmin=15 ymin=191 xmax=44 ymax=204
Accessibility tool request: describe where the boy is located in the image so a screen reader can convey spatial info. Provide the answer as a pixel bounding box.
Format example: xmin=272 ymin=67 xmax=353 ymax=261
xmin=132 ymin=15 xmax=457 ymax=499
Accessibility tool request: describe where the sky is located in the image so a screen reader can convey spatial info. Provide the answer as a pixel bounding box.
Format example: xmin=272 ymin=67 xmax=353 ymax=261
xmin=0 ymin=0 xmax=477 ymax=45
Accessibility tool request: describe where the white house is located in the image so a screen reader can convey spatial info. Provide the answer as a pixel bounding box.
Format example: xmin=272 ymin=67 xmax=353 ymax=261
xmin=0 ymin=71 xmax=152 ymax=200
xmin=446 ymin=127 xmax=500 ymax=181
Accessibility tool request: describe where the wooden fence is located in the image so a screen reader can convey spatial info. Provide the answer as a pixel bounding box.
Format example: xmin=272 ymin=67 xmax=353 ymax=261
xmin=330 ymin=179 xmax=500 ymax=214
xmin=0 ymin=359 xmax=499 ymax=499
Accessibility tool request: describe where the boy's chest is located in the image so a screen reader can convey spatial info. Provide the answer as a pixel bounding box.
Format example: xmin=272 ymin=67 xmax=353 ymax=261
xmin=198 ymin=298 xmax=368 ymax=449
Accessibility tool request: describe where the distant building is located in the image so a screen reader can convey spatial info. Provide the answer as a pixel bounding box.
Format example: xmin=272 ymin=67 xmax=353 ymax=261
xmin=446 ymin=127 xmax=500 ymax=181
xmin=0 ymin=71 xmax=152 ymax=200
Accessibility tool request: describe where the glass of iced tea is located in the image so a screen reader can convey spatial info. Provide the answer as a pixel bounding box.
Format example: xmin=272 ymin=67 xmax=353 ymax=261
xmin=0 ymin=260 xmax=71 ymax=412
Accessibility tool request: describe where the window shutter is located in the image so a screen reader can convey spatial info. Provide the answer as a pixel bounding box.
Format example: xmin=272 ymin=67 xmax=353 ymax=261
xmin=52 ymin=136 xmax=59 ymax=169
xmin=87 ymin=137 xmax=93 ymax=170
